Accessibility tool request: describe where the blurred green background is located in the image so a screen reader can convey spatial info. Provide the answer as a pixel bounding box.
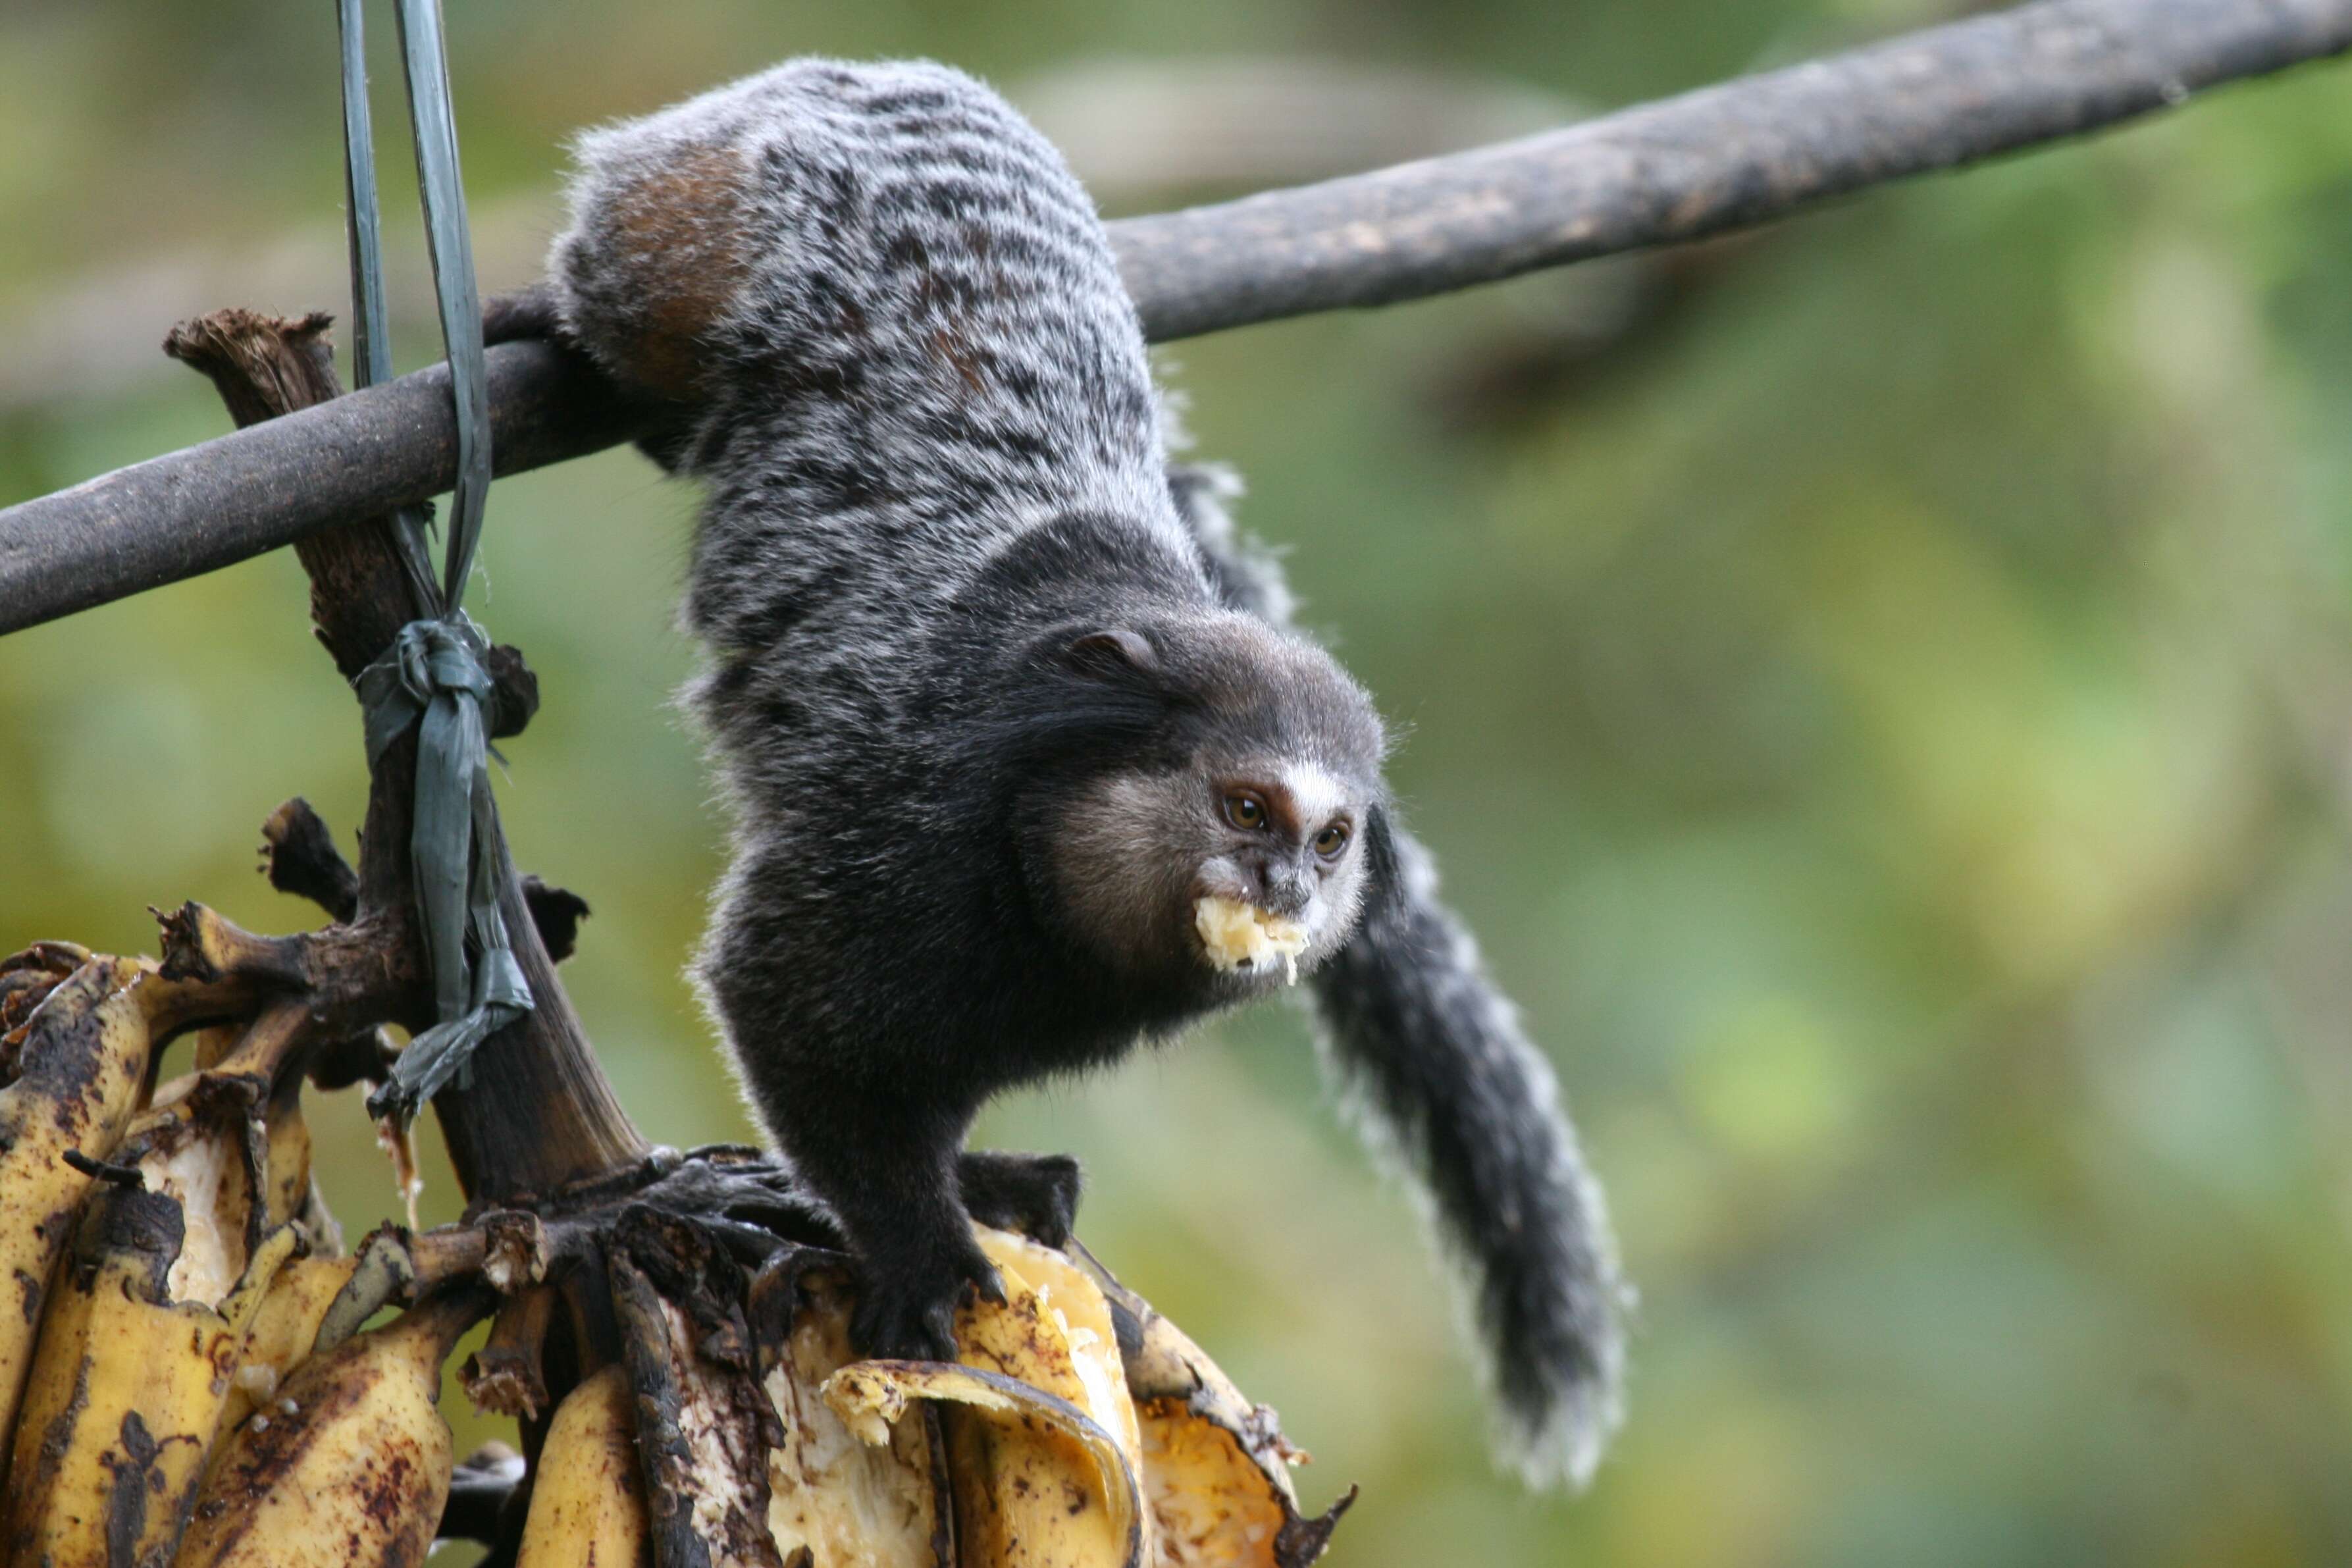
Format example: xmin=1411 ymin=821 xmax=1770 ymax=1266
xmin=7 ymin=1 xmax=2352 ymax=1563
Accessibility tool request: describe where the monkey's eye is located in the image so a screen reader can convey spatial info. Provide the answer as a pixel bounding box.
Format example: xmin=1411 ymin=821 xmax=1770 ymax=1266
xmin=1223 ymin=793 xmax=1268 ymax=831
xmin=1315 ymin=822 xmax=1351 ymax=858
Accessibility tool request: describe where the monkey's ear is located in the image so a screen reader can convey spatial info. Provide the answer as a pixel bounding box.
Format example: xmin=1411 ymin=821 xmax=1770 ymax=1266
xmin=1062 ymin=627 xmax=1157 ymax=679
xmin=1353 ymin=802 xmax=1407 ymax=920
xmin=1363 ymin=802 xmax=1405 ymax=883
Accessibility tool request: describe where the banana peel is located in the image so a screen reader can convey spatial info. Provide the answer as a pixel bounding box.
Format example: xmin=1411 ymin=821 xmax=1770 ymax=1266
xmin=762 ymin=1265 xmax=946 ymax=1568
xmin=827 ymin=1359 xmax=1143 ymax=1568
xmin=1073 ymin=1243 xmax=1353 ymax=1568
xmin=788 ymin=1225 xmax=1346 ymax=1568
xmin=943 ymin=1226 xmax=1147 ymax=1567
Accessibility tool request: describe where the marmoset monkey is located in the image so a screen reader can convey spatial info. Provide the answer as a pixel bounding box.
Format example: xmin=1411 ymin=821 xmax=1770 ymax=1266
xmin=517 ymin=57 xmax=1627 ymax=1484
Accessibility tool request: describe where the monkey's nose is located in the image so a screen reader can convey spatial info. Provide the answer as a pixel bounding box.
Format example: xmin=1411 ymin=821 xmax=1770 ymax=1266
xmin=1247 ymin=856 xmax=1314 ymax=919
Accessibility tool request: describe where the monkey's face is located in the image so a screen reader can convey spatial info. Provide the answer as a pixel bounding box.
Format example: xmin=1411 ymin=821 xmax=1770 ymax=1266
xmin=1049 ymin=754 xmax=1377 ymax=991
xmin=1020 ymin=608 xmax=1386 ymax=991
xmin=1191 ymin=757 xmax=1372 ymax=961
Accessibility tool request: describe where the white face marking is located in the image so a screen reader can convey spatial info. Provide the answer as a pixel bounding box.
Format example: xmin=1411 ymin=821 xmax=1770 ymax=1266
xmin=1282 ymin=762 xmax=1350 ymax=829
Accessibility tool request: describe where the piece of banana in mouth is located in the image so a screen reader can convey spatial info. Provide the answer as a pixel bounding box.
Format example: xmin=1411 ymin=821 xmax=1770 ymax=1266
xmin=1193 ymin=895 xmax=1309 ymax=984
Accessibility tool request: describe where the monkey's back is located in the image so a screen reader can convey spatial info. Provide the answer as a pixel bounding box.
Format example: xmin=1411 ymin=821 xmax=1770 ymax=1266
xmin=550 ymin=59 xmax=1193 ymax=687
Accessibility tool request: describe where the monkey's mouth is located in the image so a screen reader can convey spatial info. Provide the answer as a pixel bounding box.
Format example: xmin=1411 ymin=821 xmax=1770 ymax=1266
xmin=1192 ymin=895 xmax=1309 ymax=985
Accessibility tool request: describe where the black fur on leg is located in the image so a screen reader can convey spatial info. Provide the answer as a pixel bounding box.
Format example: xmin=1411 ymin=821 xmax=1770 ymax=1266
xmin=739 ymin=1061 xmax=1005 ymax=1361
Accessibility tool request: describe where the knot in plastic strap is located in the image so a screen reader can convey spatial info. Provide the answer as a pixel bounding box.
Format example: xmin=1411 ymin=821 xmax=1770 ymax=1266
xmin=355 ymin=615 xmax=535 ymax=1124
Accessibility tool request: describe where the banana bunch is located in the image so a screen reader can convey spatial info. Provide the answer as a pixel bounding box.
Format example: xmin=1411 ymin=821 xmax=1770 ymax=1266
xmin=596 ymin=1220 xmax=1339 ymax=1568
xmin=0 ymin=942 xmax=1347 ymax=1566
xmin=0 ymin=945 xmax=486 ymax=1567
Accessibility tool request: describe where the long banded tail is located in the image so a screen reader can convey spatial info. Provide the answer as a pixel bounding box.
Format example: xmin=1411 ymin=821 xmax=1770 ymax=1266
xmin=1167 ymin=459 xmax=1628 ymax=1486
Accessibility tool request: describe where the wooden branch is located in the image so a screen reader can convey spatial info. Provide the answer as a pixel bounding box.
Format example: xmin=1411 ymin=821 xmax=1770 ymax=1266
xmin=1 ymin=335 xmax=634 ymax=637
xmin=164 ymin=308 xmax=648 ymax=1204
xmin=1 ymin=0 xmax=2346 ymax=637
xmin=1112 ymin=0 xmax=2352 ymax=336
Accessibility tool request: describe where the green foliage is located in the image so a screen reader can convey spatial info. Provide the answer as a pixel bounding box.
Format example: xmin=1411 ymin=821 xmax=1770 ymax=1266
xmin=5 ymin=3 xmax=2352 ymax=1562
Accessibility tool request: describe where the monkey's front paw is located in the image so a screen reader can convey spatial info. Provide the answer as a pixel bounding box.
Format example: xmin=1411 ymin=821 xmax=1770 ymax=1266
xmin=957 ymin=1149 xmax=1084 ymax=1248
xmin=851 ymin=1241 xmax=1006 ymax=1362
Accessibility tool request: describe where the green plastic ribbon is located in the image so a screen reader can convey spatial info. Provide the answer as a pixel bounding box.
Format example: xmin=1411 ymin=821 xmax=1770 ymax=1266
xmin=336 ymin=0 xmax=440 ymax=610
xmin=357 ymin=616 xmax=533 ymax=1122
xmin=338 ymin=0 xmax=531 ymax=1125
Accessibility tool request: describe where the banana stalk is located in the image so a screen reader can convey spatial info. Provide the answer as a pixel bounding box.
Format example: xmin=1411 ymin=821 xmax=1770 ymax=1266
xmin=608 ymin=1211 xmax=783 ymax=1568
xmin=463 ymin=1283 xmax=557 ymax=1421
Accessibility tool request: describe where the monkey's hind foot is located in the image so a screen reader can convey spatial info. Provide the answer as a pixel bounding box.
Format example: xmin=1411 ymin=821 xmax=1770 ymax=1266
xmin=957 ymin=1149 xmax=1084 ymax=1248
xmin=851 ymin=1230 xmax=1008 ymax=1362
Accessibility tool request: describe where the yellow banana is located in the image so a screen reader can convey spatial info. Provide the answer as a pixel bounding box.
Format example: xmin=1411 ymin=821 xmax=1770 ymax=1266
xmin=825 ymin=1358 xmax=1142 ymax=1568
xmin=176 ymin=1286 xmax=485 ymax=1567
xmin=261 ymin=1078 xmax=313 ymax=1233
xmin=0 ymin=1198 xmax=297 ymax=1568
xmin=514 ymin=1363 xmax=654 ymax=1568
xmin=219 ymin=1252 xmax=361 ymax=1433
xmin=0 ymin=954 xmax=157 ymax=1481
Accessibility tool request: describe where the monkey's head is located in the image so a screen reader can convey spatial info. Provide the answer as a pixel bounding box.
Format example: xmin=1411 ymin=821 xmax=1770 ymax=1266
xmin=1012 ymin=610 xmax=1388 ymax=995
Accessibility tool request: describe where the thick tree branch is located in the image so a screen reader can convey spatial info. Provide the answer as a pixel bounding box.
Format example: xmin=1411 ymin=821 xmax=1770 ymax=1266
xmin=1 ymin=0 xmax=2346 ymax=637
